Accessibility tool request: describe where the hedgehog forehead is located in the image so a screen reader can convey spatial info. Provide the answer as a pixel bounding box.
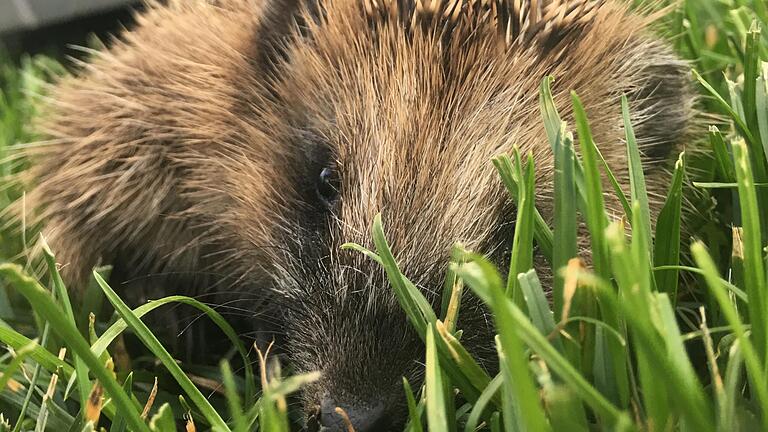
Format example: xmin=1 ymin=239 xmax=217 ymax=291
xmin=371 ymin=0 xmax=601 ymax=42
xmin=284 ymin=0 xmax=611 ymax=133
xmin=305 ymin=0 xmax=606 ymax=50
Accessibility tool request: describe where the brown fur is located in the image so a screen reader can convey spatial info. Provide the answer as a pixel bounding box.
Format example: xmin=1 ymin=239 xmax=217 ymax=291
xmin=13 ymin=0 xmax=693 ymax=429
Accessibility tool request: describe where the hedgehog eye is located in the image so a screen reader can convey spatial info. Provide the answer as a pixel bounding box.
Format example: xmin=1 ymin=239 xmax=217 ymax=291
xmin=317 ymin=166 xmax=340 ymax=207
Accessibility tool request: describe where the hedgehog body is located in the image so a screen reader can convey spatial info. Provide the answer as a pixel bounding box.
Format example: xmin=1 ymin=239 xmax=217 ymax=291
xmin=20 ymin=0 xmax=692 ymax=429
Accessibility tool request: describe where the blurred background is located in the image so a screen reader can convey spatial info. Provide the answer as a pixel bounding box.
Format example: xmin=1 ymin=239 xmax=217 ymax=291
xmin=1 ymin=0 xmax=139 ymax=59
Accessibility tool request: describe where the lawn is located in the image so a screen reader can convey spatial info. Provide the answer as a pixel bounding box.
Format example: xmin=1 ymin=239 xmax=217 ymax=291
xmin=1 ymin=0 xmax=767 ymax=431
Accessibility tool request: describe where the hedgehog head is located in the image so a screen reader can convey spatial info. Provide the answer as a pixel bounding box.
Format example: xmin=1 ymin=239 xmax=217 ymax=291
xmin=220 ymin=0 xmax=693 ymax=429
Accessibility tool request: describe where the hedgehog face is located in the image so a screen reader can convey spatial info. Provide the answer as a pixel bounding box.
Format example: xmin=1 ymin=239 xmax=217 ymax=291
xmin=263 ymin=11 xmax=524 ymax=431
xmin=246 ymin=0 xmax=692 ymax=429
xmin=272 ymin=64 xmax=511 ymax=429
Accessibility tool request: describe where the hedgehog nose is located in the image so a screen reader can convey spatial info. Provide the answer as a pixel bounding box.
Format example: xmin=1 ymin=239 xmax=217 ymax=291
xmin=317 ymin=396 xmax=388 ymax=432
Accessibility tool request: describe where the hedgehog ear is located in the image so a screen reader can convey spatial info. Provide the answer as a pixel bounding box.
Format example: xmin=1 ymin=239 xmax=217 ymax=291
xmin=251 ymin=0 xmax=322 ymax=73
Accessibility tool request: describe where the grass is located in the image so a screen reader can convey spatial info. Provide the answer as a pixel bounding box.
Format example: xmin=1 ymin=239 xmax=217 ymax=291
xmin=1 ymin=0 xmax=767 ymax=430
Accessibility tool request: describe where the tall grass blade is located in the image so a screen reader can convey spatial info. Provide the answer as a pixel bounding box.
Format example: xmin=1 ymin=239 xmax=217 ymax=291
xmin=505 ymin=151 xmax=536 ymax=305
xmin=654 ymin=153 xmax=685 ymax=299
xmin=492 ymin=155 xmax=554 ymax=263
xmin=372 ymin=214 xmax=435 ymax=337
xmin=517 ymin=270 xmax=562 ymax=351
xmin=425 ymin=324 xmax=449 ymax=432
xmin=455 ymin=259 xmax=549 ymax=432
xmin=757 ymin=65 xmax=768 ymax=165
xmin=654 ymin=293 xmax=713 ymax=429
xmin=109 ymin=373 xmax=133 ymax=432
xmin=464 ymin=374 xmax=502 ymax=432
xmin=692 ymin=242 xmax=768 ymax=428
xmin=723 ymin=341 xmax=745 ymax=431
xmin=692 ymin=69 xmax=757 ymax=146
xmin=148 ymin=404 xmax=174 ymax=432
xmin=570 ymin=92 xmax=609 ymax=277
xmin=0 ymin=327 xmax=71 ymax=377
xmin=621 ymin=95 xmax=652 ymax=252
xmin=594 ymin=146 xmax=632 ymax=218
xmin=709 ymin=126 xmax=736 ymax=182
xmin=87 ymin=295 xmax=255 ymax=406
xmin=92 ymin=272 xmax=229 ymax=431
xmin=743 ymin=23 xmax=762 ymax=146
xmin=40 ymin=239 xmax=90 ymax=408
xmin=731 ymin=139 xmax=767 ymax=364
xmin=0 ymin=264 xmax=148 ymax=432
xmin=457 ymin=257 xmax=628 ymax=428
xmin=539 ymin=76 xmax=588 ymax=212
xmin=403 ymin=378 xmax=424 ymax=432
xmin=366 ymin=219 xmax=492 ymax=403
xmin=553 ymin=123 xmax=578 ymax=319
xmin=221 ymin=360 xmax=247 ymax=432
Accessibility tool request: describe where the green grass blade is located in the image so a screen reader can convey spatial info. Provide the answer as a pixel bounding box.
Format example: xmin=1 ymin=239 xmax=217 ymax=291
xmin=459 ymin=258 xmax=587 ymax=432
xmin=517 ymin=270 xmax=562 ymax=351
xmin=654 ymin=153 xmax=685 ymax=299
xmin=109 ymin=373 xmax=133 ymax=432
xmin=464 ymin=374 xmax=502 ymax=432
xmin=88 ymin=295 xmax=255 ymax=406
xmin=622 ymin=95 xmax=652 ymax=253
xmin=267 ymin=371 xmax=321 ymax=398
xmin=539 ymin=76 xmax=588 ymax=212
xmin=723 ymin=341 xmax=745 ymax=432
xmin=403 ymin=378 xmax=424 ymax=432
xmin=441 ymin=245 xmax=465 ymax=333
xmin=492 ymin=155 xmax=554 ymax=263
xmin=709 ymin=126 xmax=736 ymax=182
xmin=9 ymin=305 xmax=54 ymax=432
xmin=505 ymin=151 xmax=536 ymax=304
xmin=570 ymin=91 xmax=610 ymax=391
xmin=40 ymin=239 xmax=90 ymax=408
xmin=757 ymin=66 xmax=768 ymax=165
xmin=594 ymin=145 xmax=632 ymax=219
xmin=148 ymin=403 xmax=175 ymax=432
xmin=435 ymin=321 xmax=494 ymax=399
xmin=606 ymin=221 xmax=667 ymax=421
xmin=654 ymin=293 xmax=713 ymax=429
xmin=728 ymin=78 xmax=748 ymax=131
xmin=692 ymin=69 xmax=757 ymax=146
xmin=458 ymin=258 xmax=550 ymax=432
xmin=92 ymin=272 xmax=230 ymax=431
xmin=0 ymin=327 xmax=72 ymax=377
xmin=221 ymin=360 xmax=247 ymax=432
xmin=495 ymin=336 xmax=521 ymax=432
xmin=541 ymin=384 xmax=589 ymax=432
xmin=0 ymin=264 xmax=148 ymax=432
xmin=372 ymin=214 xmax=435 ymax=338
xmin=731 ymin=139 xmax=768 ymax=364
xmin=425 ymin=324 xmax=449 ymax=432
xmin=540 ymin=75 xmax=562 ymax=146
xmin=469 ymin=265 xmax=628 ymax=428
xmin=0 ymin=341 xmax=35 ymax=392
xmin=692 ymin=242 xmax=768 ymax=428
xmin=743 ymin=23 xmax=762 ymax=146
xmin=349 ymin=234 xmax=492 ymax=404
xmin=571 ymin=92 xmax=609 ymax=277
xmin=652 ymin=265 xmax=748 ymax=302
xmin=553 ymin=124 xmax=578 ymax=319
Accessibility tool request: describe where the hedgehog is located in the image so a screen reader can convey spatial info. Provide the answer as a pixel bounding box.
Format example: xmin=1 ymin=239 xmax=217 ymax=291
xmin=15 ymin=0 xmax=693 ymax=430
